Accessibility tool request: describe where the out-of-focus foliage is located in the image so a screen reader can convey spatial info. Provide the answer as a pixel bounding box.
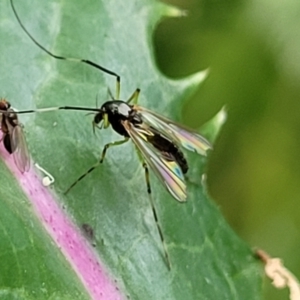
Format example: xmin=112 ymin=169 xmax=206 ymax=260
xmin=155 ymin=0 xmax=300 ymax=299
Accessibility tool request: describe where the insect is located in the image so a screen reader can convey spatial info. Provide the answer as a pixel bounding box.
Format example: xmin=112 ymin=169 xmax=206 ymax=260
xmin=17 ymin=90 xmax=212 ymax=199
xmin=10 ymin=0 xmax=212 ymax=268
xmin=0 ymin=98 xmax=30 ymax=173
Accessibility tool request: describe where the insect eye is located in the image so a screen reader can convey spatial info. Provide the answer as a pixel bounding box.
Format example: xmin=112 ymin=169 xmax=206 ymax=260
xmin=3 ymin=101 xmax=11 ymax=109
xmin=94 ymin=113 xmax=103 ymax=124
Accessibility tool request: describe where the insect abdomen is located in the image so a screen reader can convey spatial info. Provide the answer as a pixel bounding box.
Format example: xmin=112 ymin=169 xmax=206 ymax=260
xmin=172 ymin=147 xmax=188 ymax=174
xmin=3 ymin=134 xmax=13 ymax=153
xmin=149 ymin=130 xmax=188 ymax=174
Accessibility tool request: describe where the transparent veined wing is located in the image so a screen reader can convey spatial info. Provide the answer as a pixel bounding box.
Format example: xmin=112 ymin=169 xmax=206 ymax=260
xmin=11 ymin=124 xmax=30 ymax=173
xmin=123 ymin=120 xmax=187 ymax=202
xmin=135 ymin=106 xmax=212 ymax=156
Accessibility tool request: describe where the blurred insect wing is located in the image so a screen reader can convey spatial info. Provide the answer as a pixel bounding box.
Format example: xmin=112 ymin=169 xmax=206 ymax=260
xmin=11 ymin=125 xmax=30 ymax=172
xmin=123 ymin=120 xmax=187 ymax=202
xmin=135 ymin=106 xmax=212 ymax=156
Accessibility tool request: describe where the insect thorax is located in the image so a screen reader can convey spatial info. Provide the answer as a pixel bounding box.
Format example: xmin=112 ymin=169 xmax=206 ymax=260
xmin=102 ymin=100 xmax=142 ymax=137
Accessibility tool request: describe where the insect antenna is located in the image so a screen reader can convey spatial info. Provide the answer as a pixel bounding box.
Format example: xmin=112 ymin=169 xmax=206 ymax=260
xmin=14 ymin=105 xmax=100 ymax=115
xmin=107 ymin=87 xmax=115 ymax=100
xmin=10 ymin=0 xmax=121 ymax=98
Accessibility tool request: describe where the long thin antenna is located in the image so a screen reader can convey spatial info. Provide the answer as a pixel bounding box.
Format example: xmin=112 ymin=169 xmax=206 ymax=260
xmin=14 ymin=106 xmax=100 ymax=115
xmin=10 ymin=0 xmax=121 ymax=97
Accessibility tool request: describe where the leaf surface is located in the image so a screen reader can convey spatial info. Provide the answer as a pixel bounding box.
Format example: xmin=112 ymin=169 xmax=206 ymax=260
xmin=0 ymin=0 xmax=262 ymax=299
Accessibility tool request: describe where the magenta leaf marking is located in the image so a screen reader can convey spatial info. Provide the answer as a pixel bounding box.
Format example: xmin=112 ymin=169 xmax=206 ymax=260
xmin=0 ymin=138 xmax=124 ymax=300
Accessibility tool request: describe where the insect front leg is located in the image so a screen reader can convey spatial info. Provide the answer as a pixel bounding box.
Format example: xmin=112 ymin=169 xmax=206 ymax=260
xmin=136 ymin=150 xmax=171 ymax=269
xmin=64 ymin=138 xmax=129 ymax=194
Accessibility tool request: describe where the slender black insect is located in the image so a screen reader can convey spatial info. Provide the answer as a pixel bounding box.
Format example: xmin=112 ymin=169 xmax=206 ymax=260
xmin=10 ymin=0 xmax=212 ymax=268
xmin=0 ymin=98 xmax=30 ymax=173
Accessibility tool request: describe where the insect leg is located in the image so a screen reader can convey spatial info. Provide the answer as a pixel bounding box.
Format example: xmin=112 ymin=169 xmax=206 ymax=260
xmin=64 ymin=138 xmax=129 ymax=194
xmin=115 ymin=77 xmax=121 ymax=100
xmin=126 ymin=89 xmax=140 ymax=104
xmin=137 ymin=150 xmax=171 ymax=269
xmin=10 ymin=0 xmax=120 ymax=96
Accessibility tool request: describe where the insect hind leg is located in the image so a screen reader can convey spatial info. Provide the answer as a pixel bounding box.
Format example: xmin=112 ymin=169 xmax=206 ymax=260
xmin=64 ymin=138 xmax=129 ymax=194
xmin=137 ymin=151 xmax=171 ymax=269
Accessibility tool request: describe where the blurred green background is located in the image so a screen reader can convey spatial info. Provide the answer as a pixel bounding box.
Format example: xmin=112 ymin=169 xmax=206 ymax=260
xmin=155 ymin=0 xmax=300 ymax=299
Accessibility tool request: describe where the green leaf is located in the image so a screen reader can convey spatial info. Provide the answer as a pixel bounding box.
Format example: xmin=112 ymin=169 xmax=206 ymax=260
xmin=0 ymin=0 xmax=262 ymax=299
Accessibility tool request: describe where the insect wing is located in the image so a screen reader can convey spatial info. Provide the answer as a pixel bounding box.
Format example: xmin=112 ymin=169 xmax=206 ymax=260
xmin=123 ymin=121 xmax=187 ymax=202
xmin=11 ymin=125 xmax=30 ymax=172
xmin=135 ymin=106 xmax=212 ymax=156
